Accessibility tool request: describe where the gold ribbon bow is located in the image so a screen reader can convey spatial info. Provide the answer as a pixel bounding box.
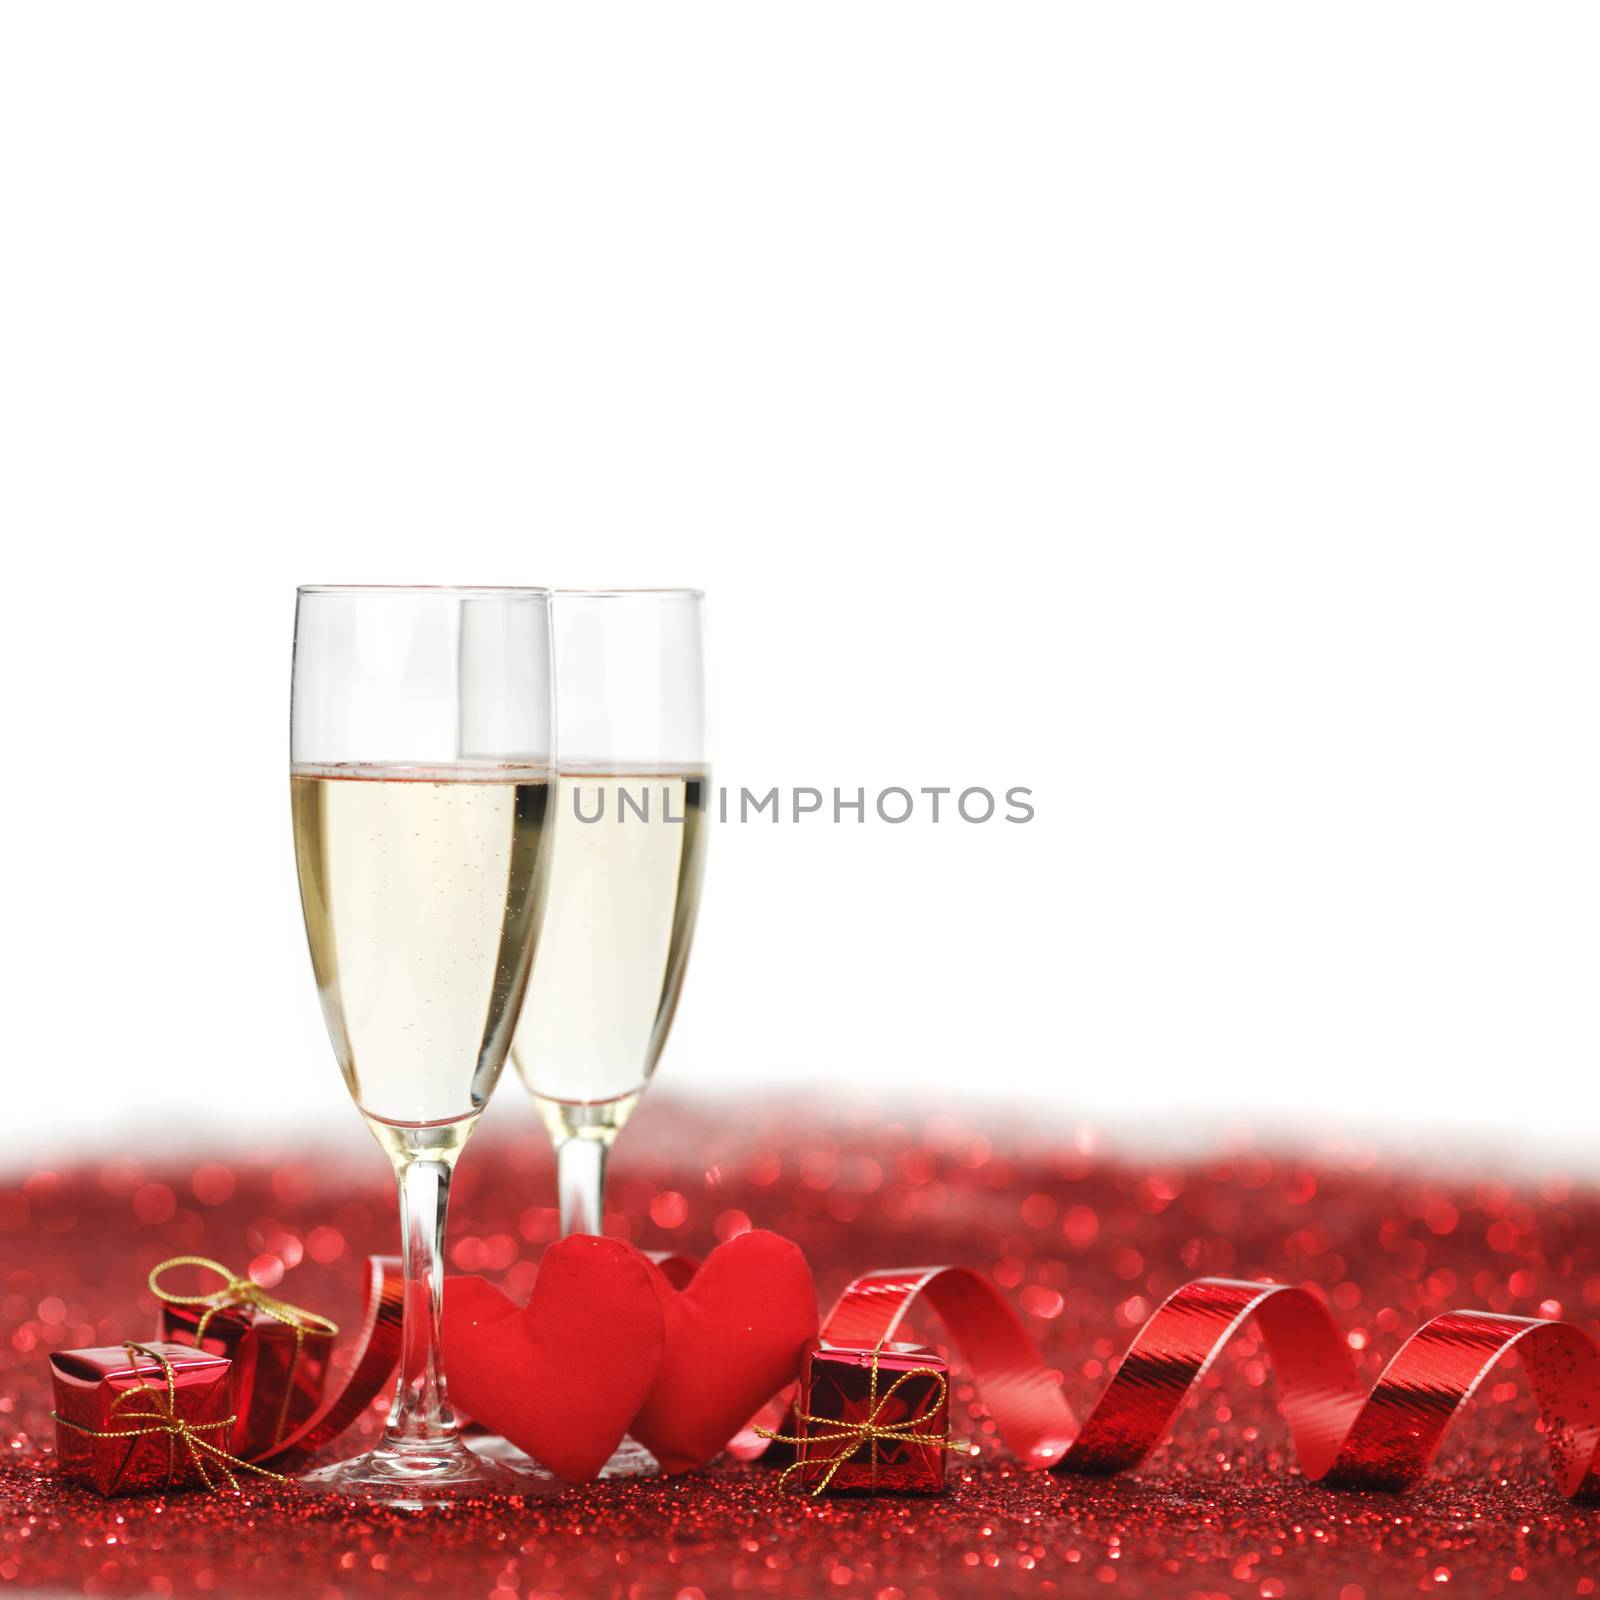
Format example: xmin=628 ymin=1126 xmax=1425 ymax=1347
xmin=53 ymin=1342 xmax=292 ymax=1494
xmin=755 ymin=1344 xmax=968 ymax=1495
xmin=148 ymin=1256 xmax=339 ymax=1449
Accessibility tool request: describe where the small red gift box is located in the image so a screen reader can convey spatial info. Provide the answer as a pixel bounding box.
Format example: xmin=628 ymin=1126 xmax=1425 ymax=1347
xmin=51 ymin=1341 xmax=234 ymax=1496
xmin=789 ymin=1340 xmax=953 ymax=1494
xmin=152 ymin=1257 xmax=335 ymax=1459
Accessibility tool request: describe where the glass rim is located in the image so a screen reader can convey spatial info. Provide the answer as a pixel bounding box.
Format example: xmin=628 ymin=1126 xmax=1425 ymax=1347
xmin=553 ymin=587 xmax=705 ymax=600
xmin=297 ymin=584 xmax=552 ymax=598
xmin=296 ymin=585 xmax=704 ymax=599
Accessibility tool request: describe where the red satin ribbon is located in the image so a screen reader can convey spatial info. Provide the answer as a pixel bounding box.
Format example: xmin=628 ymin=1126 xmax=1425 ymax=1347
xmin=251 ymin=1255 xmax=405 ymax=1471
xmin=816 ymin=1269 xmax=1600 ymax=1501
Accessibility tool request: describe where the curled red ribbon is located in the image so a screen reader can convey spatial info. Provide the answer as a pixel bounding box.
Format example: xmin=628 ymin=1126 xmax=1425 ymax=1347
xmin=816 ymin=1269 xmax=1600 ymax=1502
xmin=249 ymin=1255 xmax=405 ymax=1471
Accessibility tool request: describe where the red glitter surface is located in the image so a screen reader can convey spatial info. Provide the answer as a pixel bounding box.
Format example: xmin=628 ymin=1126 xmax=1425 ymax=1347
xmin=3 ymin=1101 xmax=1599 ymax=1598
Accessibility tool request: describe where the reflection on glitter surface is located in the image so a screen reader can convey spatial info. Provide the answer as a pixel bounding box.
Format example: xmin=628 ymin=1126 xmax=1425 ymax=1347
xmin=2 ymin=1101 xmax=1598 ymax=1597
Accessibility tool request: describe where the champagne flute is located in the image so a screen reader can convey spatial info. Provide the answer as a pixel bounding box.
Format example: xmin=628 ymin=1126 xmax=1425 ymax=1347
xmin=510 ymin=589 xmax=708 ymax=1475
xmin=290 ymin=585 xmax=558 ymax=1505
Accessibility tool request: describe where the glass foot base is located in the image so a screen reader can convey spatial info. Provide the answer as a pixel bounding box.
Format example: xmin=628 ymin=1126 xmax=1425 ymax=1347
xmin=299 ymin=1437 xmax=562 ymax=1509
xmin=465 ymin=1432 xmax=659 ymax=1480
xmin=598 ymin=1434 xmax=659 ymax=1478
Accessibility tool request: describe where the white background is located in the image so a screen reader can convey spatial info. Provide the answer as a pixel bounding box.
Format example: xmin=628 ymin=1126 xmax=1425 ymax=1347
xmin=2 ymin=5 xmax=1596 ymax=1166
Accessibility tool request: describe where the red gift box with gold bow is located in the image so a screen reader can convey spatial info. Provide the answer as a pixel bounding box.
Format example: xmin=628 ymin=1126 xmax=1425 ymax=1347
xmin=150 ymin=1256 xmax=337 ymax=1460
xmin=776 ymin=1340 xmax=956 ymax=1495
xmin=50 ymin=1341 xmax=237 ymax=1496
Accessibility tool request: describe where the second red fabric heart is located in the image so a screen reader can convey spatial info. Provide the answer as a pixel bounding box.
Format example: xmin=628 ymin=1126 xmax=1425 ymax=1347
xmin=631 ymin=1229 xmax=819 ymax=1473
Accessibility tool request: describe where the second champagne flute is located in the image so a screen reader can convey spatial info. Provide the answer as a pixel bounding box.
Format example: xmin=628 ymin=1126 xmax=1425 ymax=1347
xmin=510 ymin=588 xmax=709 ymax=1476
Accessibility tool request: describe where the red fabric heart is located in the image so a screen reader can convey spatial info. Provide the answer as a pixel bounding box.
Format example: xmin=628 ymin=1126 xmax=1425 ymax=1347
xmin=630 ymin=1230 xmax=818 ymax=1473
xmin=442 ymin=1234 xmax=664 ymax=1483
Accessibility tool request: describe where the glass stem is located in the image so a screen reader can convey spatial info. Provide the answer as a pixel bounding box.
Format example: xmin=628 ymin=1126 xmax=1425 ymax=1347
xmin=385 ymin=1152 xmax=459 ymax=1448
xmin=556 ymin=1134 xmax=608 ymax=1238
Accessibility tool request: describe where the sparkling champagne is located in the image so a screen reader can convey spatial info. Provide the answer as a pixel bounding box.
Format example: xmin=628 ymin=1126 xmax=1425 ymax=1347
xmin=291 ymin=764 xmax=551 ymax=1140
xmin=511 ymin=770 xmax=707 ymax=1136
